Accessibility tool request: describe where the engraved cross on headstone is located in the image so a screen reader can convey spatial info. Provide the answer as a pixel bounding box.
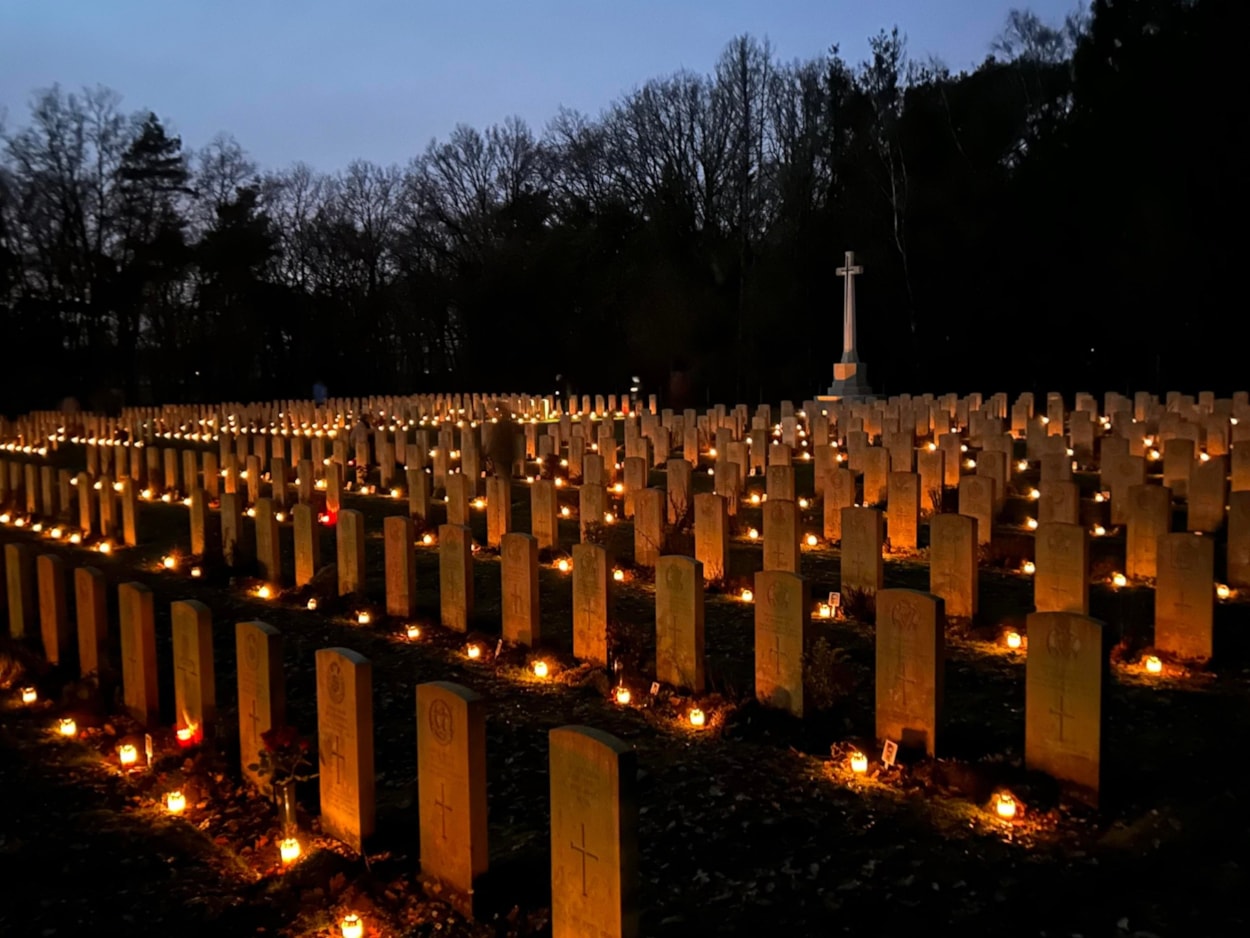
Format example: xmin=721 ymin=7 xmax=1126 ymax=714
xmin=323 ymin=733 xmax=346 ymax=784
xmin=246 ymin=698 xmax=261 ymax=739
xmin=764 ymin=629 xmax=783 ymax=677
xmin=433 ymin=780 xmax=453 ymax=839
xmin=570 ymin=821 xmax=599 ymax=898
xmin=175 ymin=653 xmax=199 ymax=683
xmin=577 ymin=583 xmax=600 ymax=631
xmin=124 ymin=629 xmax=140 ymax=684
xmin=1050 ymin=692 xmax=1076 ymax=743
xmin=893 ymin=640 xmax=919 ymax=708
xmin=508 ymin=581 xmax=525 ymax=619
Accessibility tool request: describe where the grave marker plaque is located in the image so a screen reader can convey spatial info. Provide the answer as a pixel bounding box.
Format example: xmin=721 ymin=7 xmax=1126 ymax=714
xmin=548 ymin=725 xmax=639 ymax=938
xmin=417 ymin=681 xmax=488 ymax=918
xmin=1024 ymin=612 xmax=1106 ymax=805
xmin=875 ymin=589 xmax=944 ymax=756
xmin=753 ymin=570 xmax=806 ymax=717
xmin=236 ymin=620 xmax=285 ymax=791
xmin=654 ymin=556 xmax=705 ymax=692
xmin=315 ymin=647 xmax=375 ymax=853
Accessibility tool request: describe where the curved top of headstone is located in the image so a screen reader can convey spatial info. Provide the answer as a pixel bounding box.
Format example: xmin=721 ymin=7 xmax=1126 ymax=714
xmin=316 ymin=646 xmax=370 ymax=667
xmin=550 ymin=724 xmax=632 ymax=758
xmin=419 ymin=680 xmax=483 ymax=705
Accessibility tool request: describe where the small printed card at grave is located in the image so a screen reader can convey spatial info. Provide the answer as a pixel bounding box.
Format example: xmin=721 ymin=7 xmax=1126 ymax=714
xmin=881 ymin=739 xmax=899 ymax=768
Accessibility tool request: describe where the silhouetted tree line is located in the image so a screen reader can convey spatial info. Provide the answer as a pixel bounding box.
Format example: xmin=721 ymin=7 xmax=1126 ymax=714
xmin=0 ymin=1 xmax=1244 ymax=415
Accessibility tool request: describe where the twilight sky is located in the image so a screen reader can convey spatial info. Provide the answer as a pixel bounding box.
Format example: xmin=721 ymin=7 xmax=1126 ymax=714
xmin=0 ymin=0 xmax=1079 ymax=171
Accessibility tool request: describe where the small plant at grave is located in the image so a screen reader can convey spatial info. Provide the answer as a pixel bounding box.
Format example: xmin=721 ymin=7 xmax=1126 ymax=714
xmin=248 ymin=725 xmax=318 ymax=784
xmin=661 ymin=524 xmax=694 ymax=557
xmin=0 ymin=645 xmax=28 ymax=695
xmin=538 ymin=453 xmax=562 ymax=480
xmin=582 ymin=521 xmax=610 ymax=546
xmin=926 ymin=487 xmax=944 ymax=517
xmin=667 ymin=493 xmax=694 ymax=535
xmin=606 ymin=617 xmax=650 ymax=677
xmin=841 ymin=587 xmax=876 ymax=624
xmin=410 ymin=513 xmax=435 ymax=540
xmin=803 ymin=639 xmax=856 ymax=712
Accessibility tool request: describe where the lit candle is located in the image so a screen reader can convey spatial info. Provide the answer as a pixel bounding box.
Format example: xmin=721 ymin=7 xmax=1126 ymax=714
xmin=1112 ymin=572 xmax=1127 ymax=588
xmin=466 ymin=643 xmax=481 ymax=660
xmin=1022 ymin=561 xmax=1036 ymax=575
xmin=614 ymin=686 xmax=631 ymax=706
xmin=532 ymin=660 xmax=549 ymax=678
xmin=165 ymin=790 xmax=187 ymax=814
xmin=256 ymin=585 xmax=272 ymax=600
xmin=560 ymin=506 xmax=571 ymax=518
xmin=1144 ymin=655 xmax=1163 ymax=674
xmin=1025 ymin=518 xmax=1038 ymax=531
xmin=1005 ymin=631 xmax=1022 ymax=650
xmin=280 ymin=837 xmax=301 ymax=864
xmin=1216 ymin=583 xmax=1231 ymax=600
xmin=689 ymin=708 xmax=706 ymax=727
xmin=356 ymin=611 xmax=371 ymax=625
xmin=190 ymin=566 xmax=202 ymax=578
xmin=406 ymin=624 xmax=421 ymax=640
xmin=97 ymin=541 xmax=112 ymax=554
xmin=20 ymin=686 xmax=37 ymax=705
xmin=805 ymin=533 xmax=818 ymax=547
xmin=306 ymin=598 xmax=318 ymax=611
xmin=340 ymin=914 xmax=364 ymax=938
xmin=994 ymin=791 xmax=1017 ymax=820
xmin=58 ymin=717 xmax=77 ymax=736
xmin=118 ymin=743 xmax=139 ymax=767
xmin=747 ymin=528 xmax=759 ymax=540
xmin=613 ymin=568 xmax=625 ymax=582
xmin=557 ymin=559 xmax=570 ymax=573
xmin=818 ymin=603 xmax=832 ymax=619
xmin=741 ymin=588 xmax=754 ymax=602
xmin=162 ymin=555 xmax=177 ymax=570
xmin=850 ymin=751 xmax=869 ymax=774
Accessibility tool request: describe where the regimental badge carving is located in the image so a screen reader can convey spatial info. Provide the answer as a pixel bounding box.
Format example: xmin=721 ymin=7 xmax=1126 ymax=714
xmin=1046 ymin=619 xmax=1081 ymax=660
xmin=428 ymin=698 xmax=454 ymax=745
xmin=328 ymin=660 xmax=346 ymax=705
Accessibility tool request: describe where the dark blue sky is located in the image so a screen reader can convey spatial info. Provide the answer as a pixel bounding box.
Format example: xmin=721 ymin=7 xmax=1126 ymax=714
xmin=1 ymin=0 xmax=1077 ymax=171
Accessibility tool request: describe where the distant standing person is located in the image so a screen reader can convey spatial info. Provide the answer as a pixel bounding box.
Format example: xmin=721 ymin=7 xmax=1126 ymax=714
xmin=349 ymin=415 xmax=371 ymax=487
xmin=313 ymin=380 xmax=327 ymax=405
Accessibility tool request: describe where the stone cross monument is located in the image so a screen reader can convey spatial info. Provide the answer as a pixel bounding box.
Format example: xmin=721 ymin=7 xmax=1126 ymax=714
xmin=823 ymin=250 xmax=873 ymax=400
